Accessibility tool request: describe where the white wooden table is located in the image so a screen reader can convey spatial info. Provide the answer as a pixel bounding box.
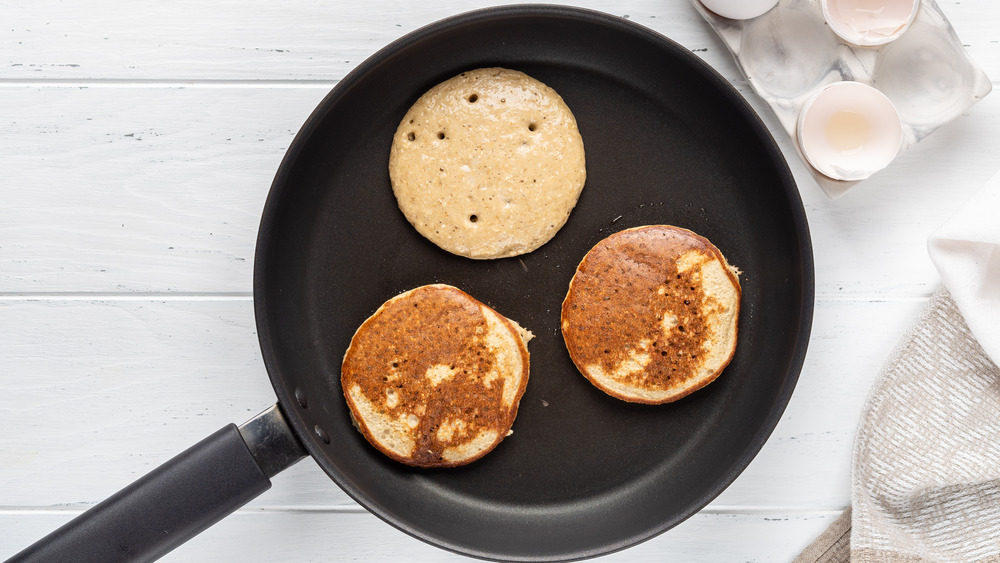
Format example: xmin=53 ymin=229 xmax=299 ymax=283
xmin=1 ymin=1 xmax=997 ymax=561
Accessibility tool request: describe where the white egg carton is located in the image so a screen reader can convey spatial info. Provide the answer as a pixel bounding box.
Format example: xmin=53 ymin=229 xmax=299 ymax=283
xmin=692 ymin=0 xmax=992 ymax=198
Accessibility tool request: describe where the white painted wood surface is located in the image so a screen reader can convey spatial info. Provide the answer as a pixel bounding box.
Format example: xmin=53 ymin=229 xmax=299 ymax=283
xmin=1 ymin=1 xmax=997 ymax=561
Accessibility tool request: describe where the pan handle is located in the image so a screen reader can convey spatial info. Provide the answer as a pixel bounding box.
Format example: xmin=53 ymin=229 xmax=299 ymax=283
xmin=9 ymin=404 xmax=307 ymax=563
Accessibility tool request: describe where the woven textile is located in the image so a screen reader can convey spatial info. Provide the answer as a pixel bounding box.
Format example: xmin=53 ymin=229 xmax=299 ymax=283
xmin=796 ymin=288 xmax=1000 ymax=562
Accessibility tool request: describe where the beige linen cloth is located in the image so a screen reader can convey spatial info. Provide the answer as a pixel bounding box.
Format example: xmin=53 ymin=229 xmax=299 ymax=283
xmin=796 ymin=171 xmax=1000 ymax=563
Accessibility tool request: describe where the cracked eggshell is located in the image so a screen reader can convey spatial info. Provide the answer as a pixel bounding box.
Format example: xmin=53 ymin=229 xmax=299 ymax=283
xmin=821 ymin=0 xmax=920 ymax=46
xmin=797 ymin=81 xmax=903 ymax=182
xmin=699 ymin=0 xmax=779 ymax=20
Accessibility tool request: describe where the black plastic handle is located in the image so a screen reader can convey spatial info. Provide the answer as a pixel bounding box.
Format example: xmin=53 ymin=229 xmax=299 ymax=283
xmin=10 ymin=405 xmax=307 ymax=563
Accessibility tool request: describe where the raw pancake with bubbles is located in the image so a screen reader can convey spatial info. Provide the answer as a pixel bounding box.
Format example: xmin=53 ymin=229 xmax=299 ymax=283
xmin=561 ymin=225 xmax=741 ymax=404
xmin=388 ymin=67 xmax=587 ymax=259
xmin=341 ymin=284 xmax=532 ymax=468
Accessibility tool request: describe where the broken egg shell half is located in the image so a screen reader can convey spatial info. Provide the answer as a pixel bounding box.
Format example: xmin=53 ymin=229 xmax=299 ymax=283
xmin=796 ymin=81 xmax=903 ymax=182
xmin=699 ymin=0 xmax=780 ymax=20
xmin=821 ymin=0 xmax=920 ymax=47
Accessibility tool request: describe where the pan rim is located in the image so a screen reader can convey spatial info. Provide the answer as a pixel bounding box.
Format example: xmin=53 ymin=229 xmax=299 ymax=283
xmin=253 ymin=4 xmax=814 ymax=561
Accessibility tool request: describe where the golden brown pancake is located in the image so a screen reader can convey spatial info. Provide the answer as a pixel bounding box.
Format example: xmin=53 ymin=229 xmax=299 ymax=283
xmin=388 ymin=67 xmax=586 ymax=259
xmin=341 ymin=284 xmax=532 ymax=467
xmin=561 ymin=225 xmax=741 ymax=404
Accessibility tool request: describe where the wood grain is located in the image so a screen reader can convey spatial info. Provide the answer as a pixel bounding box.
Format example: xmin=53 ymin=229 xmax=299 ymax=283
xmin=0 ymin=1 xmax=713 ymax=81
xmin=1 ymin=510 xmax=841 ymax=562
xmin=0 ymin=1 xmax=993 ymax=82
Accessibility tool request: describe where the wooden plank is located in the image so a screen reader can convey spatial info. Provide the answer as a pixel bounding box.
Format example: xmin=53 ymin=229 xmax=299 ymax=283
xmin=0 ymin=0 xmax=726 ymax=81
xmin=2 ymin=87 xmax=998 ymax=296
xmin=0 ymin=86 xmax=322 ymax=294
xmin=0 ymin=509 xmax=841 ymax=562
xmin=0 ymin=297 xmax=924 ymax=509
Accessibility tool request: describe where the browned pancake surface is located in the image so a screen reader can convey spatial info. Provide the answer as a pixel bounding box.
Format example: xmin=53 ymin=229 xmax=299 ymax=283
xmin=561 ymin=225 xmax=740 ymax=403
xmin=342 ymin=284 xmax=529 ymax=467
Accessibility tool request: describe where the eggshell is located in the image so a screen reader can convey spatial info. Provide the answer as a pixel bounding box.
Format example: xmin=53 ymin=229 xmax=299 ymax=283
xmin=797 ymin=81 xmax=903 ymax=181
xmin=822 ymin=0 xmax=920 ymax=46
xmin=699 ymin=0 xmax=779 ymax=20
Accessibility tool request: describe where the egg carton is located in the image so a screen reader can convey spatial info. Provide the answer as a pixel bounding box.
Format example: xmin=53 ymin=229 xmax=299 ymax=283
xmin=692 ymin=0 xmax=992 ymax=198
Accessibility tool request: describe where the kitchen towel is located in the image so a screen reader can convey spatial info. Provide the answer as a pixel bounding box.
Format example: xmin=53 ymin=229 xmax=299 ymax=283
xmin=795 ymin=287 xmax=1000 ymax=563
xmin=795 ymin=171 xmax=1000 ymax=563
xmin=928 ymin=170 xmax=1000 ymax=367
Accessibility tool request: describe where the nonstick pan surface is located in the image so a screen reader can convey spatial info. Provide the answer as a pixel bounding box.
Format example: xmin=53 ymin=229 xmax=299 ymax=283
xmin=255 ymin=5 xmax=813 ymax=561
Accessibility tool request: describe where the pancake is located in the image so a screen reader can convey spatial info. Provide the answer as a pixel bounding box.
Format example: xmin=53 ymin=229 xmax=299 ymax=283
xmin=341 ymin=284 xmax=532 ymax=467
xmin=560 ymin=225 xmax=741 ymax=404
xmin=388 ymin=67 xmax=587 ymax=259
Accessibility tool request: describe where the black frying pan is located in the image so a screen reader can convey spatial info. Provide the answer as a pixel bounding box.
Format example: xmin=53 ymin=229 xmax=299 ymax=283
xmin=12 ymin=5 xmax=813 ymax=562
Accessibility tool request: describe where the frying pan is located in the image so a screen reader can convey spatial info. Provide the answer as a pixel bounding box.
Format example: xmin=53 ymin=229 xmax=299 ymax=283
xmin=12 ymin=5 xmax=813 ymax=562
